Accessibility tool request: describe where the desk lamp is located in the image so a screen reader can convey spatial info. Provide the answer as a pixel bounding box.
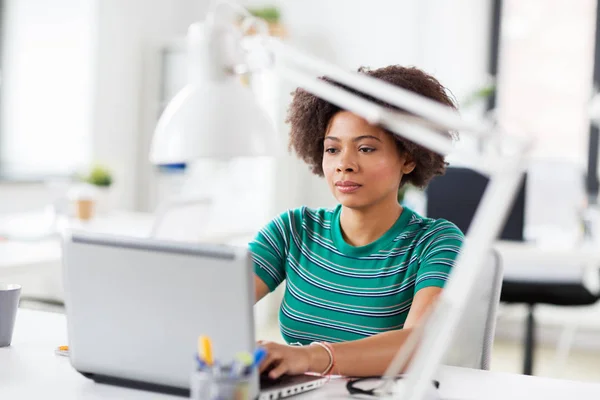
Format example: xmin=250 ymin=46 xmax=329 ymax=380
xmin=149 ymin=2 xmax=531 ymax=399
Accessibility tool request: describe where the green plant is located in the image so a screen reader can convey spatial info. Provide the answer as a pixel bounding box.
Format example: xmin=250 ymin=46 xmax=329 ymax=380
xmin=248 ymin=5 xmax=281 ymax=24
xmin=81 ymin=165 xmax=113 ymax=187
xmin=461 ymin=83 xmax=496 ymax=109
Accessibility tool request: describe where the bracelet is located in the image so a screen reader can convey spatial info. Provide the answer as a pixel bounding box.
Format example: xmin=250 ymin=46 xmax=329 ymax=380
xmin=310 ymin=342 xmax=334 ymax=376
xmin=321 ymin=342 xmax=336 ymax=375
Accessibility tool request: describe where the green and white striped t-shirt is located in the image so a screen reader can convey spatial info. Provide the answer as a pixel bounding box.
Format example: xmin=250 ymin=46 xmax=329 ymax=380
xmin=250 ymin=205 xmax=464 ymax=345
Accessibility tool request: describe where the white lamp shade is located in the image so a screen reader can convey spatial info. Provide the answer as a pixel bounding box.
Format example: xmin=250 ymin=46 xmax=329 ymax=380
xmin=150 ymin=77 xmax=279 ymax=164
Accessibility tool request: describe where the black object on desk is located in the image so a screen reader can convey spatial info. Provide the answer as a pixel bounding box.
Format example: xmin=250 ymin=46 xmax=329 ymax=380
xmin=346 ymin=376 xmax=440 ymax=397
xmin=426 ymin=167 xmax=599 ymax=376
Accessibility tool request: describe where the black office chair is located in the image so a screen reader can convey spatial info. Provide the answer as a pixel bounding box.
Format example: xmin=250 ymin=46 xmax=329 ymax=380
xmin=426 ymin=166 xmax=599 ymax=376
xmin=425 ymin=166 xmax=526 ymax=241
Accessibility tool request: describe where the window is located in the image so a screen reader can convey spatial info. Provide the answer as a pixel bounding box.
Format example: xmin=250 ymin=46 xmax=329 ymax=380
xmin=0 ymin=0 xmax=95 ymax=178
xmin=495 ymin=0 xmax=597 ymax=163
xmin=490 ymin=0 xmax=598 ymax=240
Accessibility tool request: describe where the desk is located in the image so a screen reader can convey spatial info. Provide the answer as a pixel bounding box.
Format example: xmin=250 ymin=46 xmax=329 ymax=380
xmin=0 ymin=240 xmax=63 ymax=301
xmin=0 ymin=211 xmax=155 ymax=301
xmin=2 ymin=309 xmax=600 ymax=399
xmin=494 ymin=241 xmax=595 ymax=284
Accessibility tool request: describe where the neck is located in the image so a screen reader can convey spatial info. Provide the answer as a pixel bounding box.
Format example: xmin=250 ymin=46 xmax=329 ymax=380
xmin=339 ymin=199 xmax=403 ymax=247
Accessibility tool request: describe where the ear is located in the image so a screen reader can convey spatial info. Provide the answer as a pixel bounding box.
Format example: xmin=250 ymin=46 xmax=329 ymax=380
xmin=401 ymin=156 xmax=417 ymax=175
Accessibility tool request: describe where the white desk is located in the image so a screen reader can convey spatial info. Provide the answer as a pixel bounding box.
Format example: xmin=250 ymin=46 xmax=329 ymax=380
xmin=2 ymin=309 xmax=600 ymax=400
xmin=494 ymin=241 xmax=596 ymax=284
xmin=0 ymin=211 xmax=156 ymax=301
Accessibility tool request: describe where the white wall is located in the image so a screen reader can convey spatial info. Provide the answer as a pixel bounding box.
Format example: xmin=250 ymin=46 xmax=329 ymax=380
xmin=91 ymin=0 xmax=211 ymax=210
xmin=243 ymin=0 xmax=493 ymax=212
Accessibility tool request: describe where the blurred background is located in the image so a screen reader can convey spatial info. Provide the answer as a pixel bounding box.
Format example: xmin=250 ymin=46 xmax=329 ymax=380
xmin=1 ymin=0 xmax=599 ymax=382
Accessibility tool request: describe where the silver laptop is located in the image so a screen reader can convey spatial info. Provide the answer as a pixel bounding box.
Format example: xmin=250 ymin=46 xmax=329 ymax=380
xmin=61 ymin=231 xmax=326 ymax=399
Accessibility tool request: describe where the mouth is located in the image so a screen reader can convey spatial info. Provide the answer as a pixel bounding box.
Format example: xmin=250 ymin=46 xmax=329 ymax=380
xmin=335 ymin=181 xmax=362 ymax=194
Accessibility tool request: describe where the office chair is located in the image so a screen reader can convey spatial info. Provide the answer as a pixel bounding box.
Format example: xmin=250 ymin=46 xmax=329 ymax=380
xmin=426 ymin=166 xmax=600 ymax=375
xmin=443 ymin=250 xmax=504 ymax=370
xmin=425 ymin=166 xmax=526 ymax=241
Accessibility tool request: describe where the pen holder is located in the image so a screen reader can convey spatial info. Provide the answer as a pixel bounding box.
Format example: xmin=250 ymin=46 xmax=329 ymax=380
xmin=190 ymin=370 xmax=251 ymax=400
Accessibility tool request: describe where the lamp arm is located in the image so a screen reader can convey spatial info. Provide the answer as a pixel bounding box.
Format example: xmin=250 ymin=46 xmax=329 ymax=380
xmin=265 ymin=39 xmax=489 ymax=136
xmin=264 ymin=44 xmax=525 ymax=173
xmin=204 ymin=0 xmax=483 ymax=136
xmin=206 ymin=1 xmax=513 ymax=164
xmin=275 ymin=64 xmax=456 ymax=157
xmin=395 ymin=161 xmax=526 ymax=400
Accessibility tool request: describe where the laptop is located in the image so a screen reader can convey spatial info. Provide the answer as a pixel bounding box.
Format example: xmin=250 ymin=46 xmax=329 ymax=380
xmin=61 ymin=231 xmax=326 ymax=399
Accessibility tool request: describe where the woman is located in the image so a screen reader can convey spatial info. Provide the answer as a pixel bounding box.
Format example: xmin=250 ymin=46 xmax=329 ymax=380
xmin=250 ymin=65 xmax=464 ymax=379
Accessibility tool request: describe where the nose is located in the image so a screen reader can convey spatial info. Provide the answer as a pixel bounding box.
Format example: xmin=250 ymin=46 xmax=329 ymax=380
xmin=336 ymin=151 xmax=358 ymax=173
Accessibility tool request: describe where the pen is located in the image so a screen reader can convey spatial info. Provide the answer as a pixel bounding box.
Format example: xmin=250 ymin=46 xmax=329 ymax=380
xmin=237 ymin=351 xmax=253 ymax=367
xmin=55 ymin=345 xmax=69 ymax=357
xmin=252 ymin=347 xmax=267 ymax=370
xmin=199 ymin=336 xmax=214 ymax=366
xmin=195 ymin=354 xmax=207 ymax=370
xmin=231 ymin=351 xmax=253 ymax=377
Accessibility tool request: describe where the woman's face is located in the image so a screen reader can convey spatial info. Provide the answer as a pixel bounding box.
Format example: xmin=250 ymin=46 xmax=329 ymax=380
xmin=322 ymin=111 xmax=416 ymax=210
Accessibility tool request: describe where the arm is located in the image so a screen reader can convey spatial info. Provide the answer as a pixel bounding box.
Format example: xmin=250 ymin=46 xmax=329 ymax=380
xmin=255 ymin=275 xmax=270 ymax=303
xmin=260 ymin=286 xmax=441 ymax=378
xmin=249 ymin=210 xmax=294 ymax=304
xmin=311 ymin=286 xmax=441 ymax=375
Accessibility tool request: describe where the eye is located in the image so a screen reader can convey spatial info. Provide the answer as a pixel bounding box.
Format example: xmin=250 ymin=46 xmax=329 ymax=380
xmin=325 ymin=148 xmax=338 ymax=154
xmin=359 ymin=147 xmax=375 ymax=153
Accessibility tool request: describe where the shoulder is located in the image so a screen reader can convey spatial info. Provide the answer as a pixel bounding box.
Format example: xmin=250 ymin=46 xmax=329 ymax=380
xmin=265 ymin=205 xmax=337 ymax=232
xmin=405 ymin=209 xmax=464 ymax=246
xmin=296 ymin=205 xmax=336 ymax=226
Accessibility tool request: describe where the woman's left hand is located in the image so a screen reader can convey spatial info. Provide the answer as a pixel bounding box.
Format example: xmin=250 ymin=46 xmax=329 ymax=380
xmin=257 ymin=341 xmax=318 ymax=379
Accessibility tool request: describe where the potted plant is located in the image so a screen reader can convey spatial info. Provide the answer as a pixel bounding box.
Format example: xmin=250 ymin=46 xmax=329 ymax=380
xmin=461 ymin=81 xmax=496 ymax=110
xmin=245 ymin=5 xmax=286 ymax=38
xmin=82 ymin=165 xmax=113 ymax=188
xmin=78 ymin=164 xmax=114 ymax=215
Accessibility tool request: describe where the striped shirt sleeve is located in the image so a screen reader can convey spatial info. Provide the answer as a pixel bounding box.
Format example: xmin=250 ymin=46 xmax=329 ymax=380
xmin=249 ymin=210 xmax=292 ymax=292
xmin=414 ymin=219 xmax=464 ymax=293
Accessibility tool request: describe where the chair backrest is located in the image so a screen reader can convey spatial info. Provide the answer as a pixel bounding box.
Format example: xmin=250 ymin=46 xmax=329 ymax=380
xmin=443 ymin=250 xmax=504 ymax=370
xmin=426 ymin=167 xmax=527 ymax=241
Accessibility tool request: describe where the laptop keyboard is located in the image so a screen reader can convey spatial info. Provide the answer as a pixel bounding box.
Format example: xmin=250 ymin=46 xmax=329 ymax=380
xmin=260 ymin=373 xmax=295 ymax=389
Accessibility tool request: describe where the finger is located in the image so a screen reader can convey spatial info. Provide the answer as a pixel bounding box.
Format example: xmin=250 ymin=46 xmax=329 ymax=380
xmin=269 ymin=362 xmax=288 ymax=379
xmin=257 ymin=344 xmax=274 ymax=373
xmin=259 ymin=352 xmax=280 ymax=373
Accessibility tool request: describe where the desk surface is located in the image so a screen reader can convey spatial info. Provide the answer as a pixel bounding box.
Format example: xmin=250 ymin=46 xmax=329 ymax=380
xmin=494 ymin=241 xmax=596 ymax=283
xmin=2 ymin=309 xmax=600 ymax=400
xmin=0 ymin=211 xmax=154 ymax=270
xmin=0 ymin=210 xmax=254 ymax=272
xmin=0 ymin=240 xmax=60 ymax=273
